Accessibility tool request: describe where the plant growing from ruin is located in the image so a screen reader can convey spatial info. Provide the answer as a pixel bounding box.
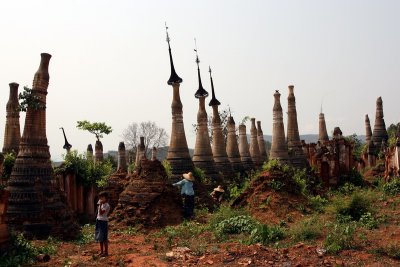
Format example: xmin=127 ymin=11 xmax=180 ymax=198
xmin=17 ymin=86 xmax=46 ymax=112
xmin=55 ymin=150 xmax=114 ymax=187
xmin=76 ymin=120 xmax=112 ymax=141
xmin=1 ymin=152 xmax=16 ymax=180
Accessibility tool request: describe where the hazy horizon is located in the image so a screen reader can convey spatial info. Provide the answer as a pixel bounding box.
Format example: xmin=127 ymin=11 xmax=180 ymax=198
xmin=0 ymin=0 xmax=399 ymax=161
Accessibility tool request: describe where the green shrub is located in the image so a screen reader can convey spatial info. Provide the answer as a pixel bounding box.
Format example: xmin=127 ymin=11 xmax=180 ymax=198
xmin=74 ymin=224 xmax=94 ymax=245
xmin=263 ymin=159 xmax=320 ymax=196
xmin=0 ymin=233 xmax=38 ymax=267
xmin=248 ymin=224 xmax=285 ymax=245
xmin=209 ymin=205 xmax=247 ymax=229
xmin=346 ymin=168 xmax=364 ymax=187
xmin=55 ymin=150 xmax=114 ymax=187
xmin=215 ymin=215 xmax=258 ymax=236
xmin=308 ymin=195 xmax=328 ymax=212
xmin=383 ymin=178 xmax=400 ymax=196
xmin=290 ymin=217 xmax=323 ymax=242
xmin=162 ymin=160 xmax=172 ymax=179
xmin=338 ymin=182 xmax=358 ymax=195
xmin=334 ymin=191 xmax=372 ymax=221
xmin=269 ymin=179 xmax=284 ymax=191
xmin=324 ymin=222 xmax=357 ymax=254
xmin=1 ymin=153 xmax=16 ymax=180
xmin=359 ymin=212 xmax=378 ymax=229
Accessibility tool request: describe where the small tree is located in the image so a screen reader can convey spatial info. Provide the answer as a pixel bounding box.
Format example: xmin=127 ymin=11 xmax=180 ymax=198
xmin=122 ymin=121 xmax=168 ymax=156
xmin=387 ymin=123 xmax=400 ymax=148
xmin=76 ymin=120 xmax=112 ymax=141
xmin=345 ymin=134 xmax=363 ymax=160
xmin=18 ymin=86 xmax=46 ymax=112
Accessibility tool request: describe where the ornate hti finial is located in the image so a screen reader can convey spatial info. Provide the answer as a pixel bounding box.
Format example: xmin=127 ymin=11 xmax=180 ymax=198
xmin=208 ymin=66 xmax=221 ymax=106
xmin=194 ymin=38 xmax=208 ymax=98
xmin=165 ymin=23 xmax=182 ymax=85
xmin=60 ymin=127 xmax=72 ymax=151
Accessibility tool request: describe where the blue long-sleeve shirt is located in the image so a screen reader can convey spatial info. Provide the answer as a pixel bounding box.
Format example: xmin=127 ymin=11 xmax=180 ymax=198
xmin=173 ymin=179 xmax=194 ymax=196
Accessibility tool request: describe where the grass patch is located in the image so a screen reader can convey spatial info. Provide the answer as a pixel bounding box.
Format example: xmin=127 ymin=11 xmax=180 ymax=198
xmin=74 ymin=224 xmax=94 ymax=245
xmin=324 ymin=222 xmax=357 ymax=254
xmin=290 ymin=217 xmax=323 ymax=242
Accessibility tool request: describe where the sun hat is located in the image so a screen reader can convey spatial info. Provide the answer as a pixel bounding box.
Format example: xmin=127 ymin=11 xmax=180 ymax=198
xmin=213 ymin=185 xmax=224 ymax=192
xmin=182 ymin=172 xmax=195 ymax=181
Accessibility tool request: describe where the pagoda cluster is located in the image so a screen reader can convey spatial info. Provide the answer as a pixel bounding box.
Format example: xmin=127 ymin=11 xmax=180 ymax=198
xmin=164 ymin=28 xmax=268 ymax=183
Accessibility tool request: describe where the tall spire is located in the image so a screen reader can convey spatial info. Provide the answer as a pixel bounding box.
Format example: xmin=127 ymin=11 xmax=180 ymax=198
xmin=194 ymin=39 xmax=208 ymax=98
xmin=372 ymin=96 xmax=388 ymax=148
xmin=208 ymin=66 xmax=220 ymax=106
xmin=165 ymin=23 xmax=182 ymax=85
xmin=318 ymin=112 xmax=329 ymax=143
xmin=270 ymin=90 xmax=289 ymax=162
xmin=286 ymin=85 xmax=308 ymax=168
xmin=60 ymin=127 xmax=72 ymax=152
xmin=3 ymin=82 xmax=21 ymax=154
xmin=165 ymin=25 xmax=193 ymax=178
xmin=365 ymin=114 xmax=372 ymax=144
xmin=208 ymin=67 xmax=234 ymax=178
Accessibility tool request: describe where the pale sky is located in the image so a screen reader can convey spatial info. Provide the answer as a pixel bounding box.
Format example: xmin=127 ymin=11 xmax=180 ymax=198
xmin=0 ymin=0 xmax=399 ymax=161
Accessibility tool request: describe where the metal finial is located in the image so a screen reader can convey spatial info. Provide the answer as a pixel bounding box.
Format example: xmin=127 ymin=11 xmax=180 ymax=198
xmin=194 ymin=38 xmax=200 ymax=65
xmin=209 ymin=65 xmax=212 ymax=75
xmin=60 ymin=127 xmax=72 ymax=151
xmin=165 ymin=22 xmax=170 ymax=44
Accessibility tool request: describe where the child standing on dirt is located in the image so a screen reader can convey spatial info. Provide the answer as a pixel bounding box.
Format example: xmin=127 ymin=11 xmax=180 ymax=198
xmin=95 ymin=191 xmax=110 ymax=257
xmin=173 ymin=172 xmax=195 ymax=219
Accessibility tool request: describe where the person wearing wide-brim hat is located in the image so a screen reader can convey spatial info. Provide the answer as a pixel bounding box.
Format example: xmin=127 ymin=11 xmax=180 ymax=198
xmin=210 ymin=185 xmax=225 ymax=203
xmin=173 ymin=172 xmax=195 ymax=219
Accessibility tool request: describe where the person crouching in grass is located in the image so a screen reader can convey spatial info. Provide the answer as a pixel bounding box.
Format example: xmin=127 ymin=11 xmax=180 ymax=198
xmin=95 ymin=191 xmax=110 ymax=256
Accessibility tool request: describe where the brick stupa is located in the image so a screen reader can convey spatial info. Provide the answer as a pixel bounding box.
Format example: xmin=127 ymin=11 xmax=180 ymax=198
xmin=286 ymin=85 xmax=308 ymax=168
xmin=270 ymin=90 xmax=289 ymax=163
xmin=165 ymin=26 xmax=193 ymax=179
xmin=257 ymin=121 xmax=268 ymax=163
xmin=192 ymin=49 xmax=219 ymax=180
xmin=238 ymin=124 xmax=254 ymax=172
xmin=208 ymin=67 xmax=234 ymax=179
xmin=372 ymin=97 xmax=388 ymax=151
xmin=318 ymin=112 xmax=329 ymax=143
xmin=249 ymin=118 xmax=262 ymax=168
xmin=226 ymin=116 xmax=245 ymax=174
xmin=6 ymin=53 xmax=79 ymax=240
xmin=3 ymin=83 xmax=21 ymax=154
xmin=365 ymin=114 xmax=372 ymax=144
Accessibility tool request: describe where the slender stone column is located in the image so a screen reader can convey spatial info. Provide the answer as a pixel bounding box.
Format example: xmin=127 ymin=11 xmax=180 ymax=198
xmin=238 ymin=124 xmax=254 ymax=171
xmin=257 ymin=121 xmax=268 ymax=163
xmin=95 ymin=140 xmax=103 ymax=162
xmin=7 ymin=53 xmax=78 ymax=239
xmin=372 ymin=97 xmax=388 ymax=151
xmin=151 ymin=147 xmax=158 ymax=161
xmin=226 ymin=116 xmax=244 ymax=173
xmin=319 ymin=113 xmax=329 ymax=143
xmin=87 ymin=144 xmax=93 ymax=160
xmin=208 ymin=68 xmax=234 ymax=178
xmin=286 ymin=85 xmax=308 ymax=168
xmin=192 ymin=97 xmax=219 ymax=179
xmin=165 ymin=26 xmax=193 ymax=178
xmin=3 ymin=83 xmax=21 ymax=154
xmin=270 ymin=90 xmax=289 ymax=163
xmin=135 ymin=136 xmax=146 ymax=168
xmin=365 ymin=114 xmax=372 ymax=144
xmin=192 ymin=50 xmax=219 ymax=180
xmin=117 ymin=142 xmax=127 ymax=172
xmin=249 ymin=118 xmax=262 ymax=168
